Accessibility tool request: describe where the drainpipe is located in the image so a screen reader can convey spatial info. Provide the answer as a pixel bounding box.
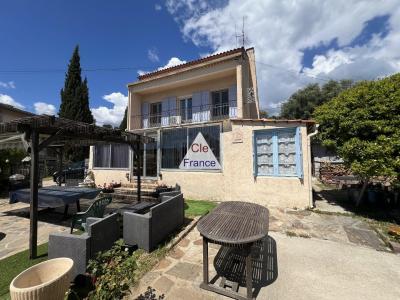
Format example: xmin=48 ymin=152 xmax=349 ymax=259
xmin=307 ymin=124 xmax=319 ymax=208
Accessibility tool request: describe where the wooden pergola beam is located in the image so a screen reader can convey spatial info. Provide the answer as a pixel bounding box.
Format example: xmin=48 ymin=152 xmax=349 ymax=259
xmin=0 ymin=115 xmax=153 ymax=259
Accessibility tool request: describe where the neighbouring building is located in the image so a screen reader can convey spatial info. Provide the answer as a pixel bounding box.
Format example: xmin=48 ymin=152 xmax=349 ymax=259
xmin=0 ymin=103 xmax=34 ymax=150
xmin=89 ymin=47 xmax=317 ymax=208
xmin=0 ymin=103 xmax=58 ymax=177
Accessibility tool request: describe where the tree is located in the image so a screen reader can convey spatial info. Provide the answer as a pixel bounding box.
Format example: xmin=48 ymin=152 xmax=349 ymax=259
xmin=280 ymin=80 xmax=353 ymax=119
xmin=119 ymin=107 xmax=128 ymax=130
xmin=259 ymin=109 xmax=268 ymax=119
xmin=59 ymin=46 xmax=94 ymax=161
xmin=60 ymin=46 xmax=93 ymax=123
xmin=314 ymin=73 xmax=400 ymax=203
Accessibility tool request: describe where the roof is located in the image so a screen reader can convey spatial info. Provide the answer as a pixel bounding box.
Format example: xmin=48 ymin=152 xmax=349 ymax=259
xmin=0 ymin=103 xmax=35 ymax=116
xmin=0 ymin=115 xmax=153 ymax=147
xmin=136 ymin=47 xmax=246 ymax=81
xmin=231 ymin=118 xmax=316 ymax=124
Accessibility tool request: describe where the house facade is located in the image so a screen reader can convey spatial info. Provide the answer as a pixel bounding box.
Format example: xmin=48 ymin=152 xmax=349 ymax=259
xmin=89 ymin=48 xmax=316 ymax=208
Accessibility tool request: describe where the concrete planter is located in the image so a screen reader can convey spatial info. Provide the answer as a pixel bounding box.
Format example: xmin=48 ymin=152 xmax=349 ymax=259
xmin=10 ymin=258 xmax=73 ymax=300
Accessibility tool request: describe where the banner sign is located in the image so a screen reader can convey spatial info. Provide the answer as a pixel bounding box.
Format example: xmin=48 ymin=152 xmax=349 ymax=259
xmin=179 ymin=132 xmax=221 ymax=170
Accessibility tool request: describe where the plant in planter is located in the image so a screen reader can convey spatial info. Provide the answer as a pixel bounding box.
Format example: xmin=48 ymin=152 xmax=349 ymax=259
xmin=87 ymin=239 xmax=138 ymax=299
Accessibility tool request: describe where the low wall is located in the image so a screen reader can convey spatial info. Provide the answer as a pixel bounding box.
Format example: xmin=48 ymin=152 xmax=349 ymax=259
xmin=91 ymin=169 xmax=130 ymax=186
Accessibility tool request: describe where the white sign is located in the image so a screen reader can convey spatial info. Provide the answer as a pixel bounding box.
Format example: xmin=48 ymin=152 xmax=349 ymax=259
xmin=179 ymin=132 xmax=221 ymax=170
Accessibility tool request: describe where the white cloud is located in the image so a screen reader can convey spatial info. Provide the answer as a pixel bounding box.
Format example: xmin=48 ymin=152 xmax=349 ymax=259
xmin=34 ymin=102 xmax=56 ymax=115
xmin=0 ymin=94 xmax=24 ymax=109
xmin=158 ymin=57 xmax=186 ymax=70
xmin=137 ymin=57 xmax=187 ymax=76
xmin=155 ymin=4 xmax=162 ymax=11
xmin=166 ymin=0 xmax=400 ymax=114
xmin=91 ymin=92 xmax=128 ymax=127
xmin=0 ymin=81 xmax=16 ymax=89
xmin=137 ymin=70 xmax=149 ymax=76
xmin=148 ymin=48 xmax=160 ymax=62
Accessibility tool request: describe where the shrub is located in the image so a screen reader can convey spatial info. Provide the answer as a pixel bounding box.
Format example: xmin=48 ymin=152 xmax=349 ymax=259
xmin=87 ymin=240 xmax=139 ymax=299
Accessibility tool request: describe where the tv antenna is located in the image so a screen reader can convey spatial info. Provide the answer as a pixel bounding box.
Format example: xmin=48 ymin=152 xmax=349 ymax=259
xmin=235 ymin=16 xmax=247 ymax=48
xmin=235 ymin=16 xmax=246 ymax=48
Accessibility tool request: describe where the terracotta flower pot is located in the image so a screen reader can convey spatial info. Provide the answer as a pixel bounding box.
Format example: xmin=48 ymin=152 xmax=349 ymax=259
xmin=10 ymin=257 xmax=74 ymax=300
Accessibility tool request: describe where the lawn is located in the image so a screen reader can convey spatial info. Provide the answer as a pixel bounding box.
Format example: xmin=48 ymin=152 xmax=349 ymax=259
xmin=184 ymin=199 xmax=218 ymax=217
xmin=0 ymin=199 xmax=217 ymax=299
xmin=0 ymin=243 xmax=48 ymax=300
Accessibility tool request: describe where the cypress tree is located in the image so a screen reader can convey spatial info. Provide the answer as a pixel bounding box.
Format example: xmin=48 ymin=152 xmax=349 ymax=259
xmin=119 ymin=107 xmax=128 ymax=130
xmin=59 ymin=46 xmax=94 ymax=161
xmin=60 ymin=45 xmax=93 ymax=123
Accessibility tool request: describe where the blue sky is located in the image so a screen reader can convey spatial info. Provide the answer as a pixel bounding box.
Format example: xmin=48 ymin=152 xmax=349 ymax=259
xmin=1 ymin=0 xmax=399 ymax=124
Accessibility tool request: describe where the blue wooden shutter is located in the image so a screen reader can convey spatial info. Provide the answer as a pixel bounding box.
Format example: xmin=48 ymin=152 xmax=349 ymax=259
xmin=272 ymin=131 xmax=279 ymax=176
xmin=142 ymin=102 xmax=149 ymax=129
xmin=229 ymin=84 xmax=237 ymax=118
xmin=295 ymin=127 xmax=303 ymax=178
xmin=201 ymin=91 xmax=210 ymax=121
xmin=161 ymin=98 xmax=169 ymax=126
xmin=192 ymin=92 xmax=202 ymax=123
xmin=168 ymin=97 xmax=177 ymax=125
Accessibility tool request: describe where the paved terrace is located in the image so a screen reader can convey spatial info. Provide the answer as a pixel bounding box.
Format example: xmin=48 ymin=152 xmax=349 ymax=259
xmin=131 ymin=228 xmax=400 ymax=300
xmin=1 ymin=184 xmax=400 ymax=299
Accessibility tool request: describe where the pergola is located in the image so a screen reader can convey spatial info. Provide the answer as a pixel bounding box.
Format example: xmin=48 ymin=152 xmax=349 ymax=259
xmin=0 ymin=115 xmax=153 ymax=259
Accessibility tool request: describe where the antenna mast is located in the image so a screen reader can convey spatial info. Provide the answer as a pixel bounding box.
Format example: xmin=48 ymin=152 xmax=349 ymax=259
xmin=242 ymin=16 xmax=245 ymax=48
xmin=235 ymin=16 xmax=246 ymax=48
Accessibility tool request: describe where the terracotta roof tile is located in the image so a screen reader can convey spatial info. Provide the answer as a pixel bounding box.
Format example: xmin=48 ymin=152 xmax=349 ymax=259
xmin=138 ymin=47 xmax=245 ymax=81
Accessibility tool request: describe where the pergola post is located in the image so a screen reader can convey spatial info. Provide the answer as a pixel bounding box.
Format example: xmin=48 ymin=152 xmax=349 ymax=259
xmin=57 ymin=148 xmax=63 ymax=187
xmin=29 ymin=130 xmax=39 ymax=259
xmin=136 ymin=141 xmax=141 ymax=202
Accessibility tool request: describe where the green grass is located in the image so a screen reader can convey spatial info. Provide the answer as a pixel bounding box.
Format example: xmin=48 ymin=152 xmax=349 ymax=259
xmin=184 ymin=199 xmax=218 ymax=217
xmin=0 ymin=243 xmax=48 ymax=299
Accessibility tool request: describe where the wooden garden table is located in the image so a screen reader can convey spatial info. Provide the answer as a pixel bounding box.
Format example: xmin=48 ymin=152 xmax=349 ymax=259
xmin=197 ymin=201 xmax=269 ymax=300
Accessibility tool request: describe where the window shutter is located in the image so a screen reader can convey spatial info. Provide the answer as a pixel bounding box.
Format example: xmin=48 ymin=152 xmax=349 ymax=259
xmin=201 ymin=91 xmax=210 ymax=121
xmin=142 ymin=102 xmax=149 ymax=129
xmin=161 ymin=98 xmax=169 ymax=126
xmin=168 ymin=97 xmax=177 ymax=125
xmin=192 ymin=92 xmax=202 ymax=122
xmin=229 ymin=84 xmax=237 ymax=118
xmin=252 ymin=131 xmax=256 ymax=176
xmin=295 ymin=127 xmax=303 ymax=178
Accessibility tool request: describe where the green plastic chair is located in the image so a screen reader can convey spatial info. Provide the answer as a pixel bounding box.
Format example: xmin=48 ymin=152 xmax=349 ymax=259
xmin=70 ymin=196 xmax=112 ymax=233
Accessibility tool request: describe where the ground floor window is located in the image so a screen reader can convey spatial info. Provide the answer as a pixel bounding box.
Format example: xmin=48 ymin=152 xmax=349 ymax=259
xmin=94 ymin=144 xmax=129 ymax=168
xmin=161 ymin=125 xmax=221 ymax=169
xmin=254 ymin=127 xmax=303 ymax=177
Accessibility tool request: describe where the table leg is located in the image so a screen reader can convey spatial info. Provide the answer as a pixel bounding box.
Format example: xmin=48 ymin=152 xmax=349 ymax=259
xmin=203 ymin=237 xmax=209 ymax=284
xmin=63 ymin=204 xmax=69 ymax=217
xmin=246 ymin=245 xmax=253 ymax=299
xmin=76 ymin=200 xmax=81 ymax=212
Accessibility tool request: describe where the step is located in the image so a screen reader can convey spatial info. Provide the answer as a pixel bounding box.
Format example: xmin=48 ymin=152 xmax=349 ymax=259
xmin=110 ymin=193 xmax=157 ymax=203
xmin=121 ymin=182 xmax=158 ymax=189
xmin=114 ymin=187 xmax=156 ymax=197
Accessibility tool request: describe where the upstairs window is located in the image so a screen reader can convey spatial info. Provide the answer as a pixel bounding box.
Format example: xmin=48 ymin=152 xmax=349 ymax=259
xmin=179 ymin=97 xmax=192 ymax=122
xmin=211 ymin=89 xmax=229 ymax=117
xmin=150 ymin=102 xmax=162 ymax=126
xmin=253 ymin=127 xmax=303 ymax=177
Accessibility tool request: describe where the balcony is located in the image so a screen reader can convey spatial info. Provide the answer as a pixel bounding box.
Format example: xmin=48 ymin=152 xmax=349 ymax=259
xmin=131 ymin=101 xmax=238 ymax=129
